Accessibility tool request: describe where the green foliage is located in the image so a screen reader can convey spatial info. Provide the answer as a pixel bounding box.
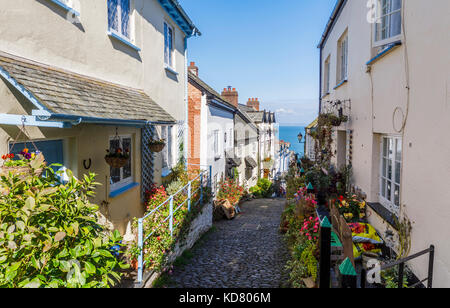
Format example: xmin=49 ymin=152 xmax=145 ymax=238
xmin=0 ymin=154 xmax=127 ymax=288
xmin=304 ymin=168 xmax=330 ymax=195
xmin=250 ymin=178 xmax=273 ymax=198
xmin=382 ymin=266 xmax=409 ymax=288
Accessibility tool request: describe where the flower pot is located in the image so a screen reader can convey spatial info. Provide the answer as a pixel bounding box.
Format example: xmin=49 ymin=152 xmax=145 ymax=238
xmin=0 ymin=165 xmax=44 ymax=180
xmin=262 ymin=160 xmax=273 ymax=170
xmin=131 ymin=258 xmax=138 ymax=270
xmin=105 ymin=156 xmax=129 ymax=169
xmin=149 ymin=143 xmax=166 ymax=153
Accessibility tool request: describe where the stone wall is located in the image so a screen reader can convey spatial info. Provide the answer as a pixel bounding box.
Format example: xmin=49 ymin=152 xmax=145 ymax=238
xmin=142 ymin=202 xmax=213 ymax=288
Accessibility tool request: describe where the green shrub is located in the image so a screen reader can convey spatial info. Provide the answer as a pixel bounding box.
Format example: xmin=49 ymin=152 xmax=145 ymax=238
xmin=250 ymin=178 xmax=273 ymax=198
xmin=0 ymin=154 xmax=127 ymax=288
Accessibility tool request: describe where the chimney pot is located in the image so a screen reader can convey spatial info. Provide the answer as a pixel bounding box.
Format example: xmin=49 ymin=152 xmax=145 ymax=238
xmin=188 ymin=62 xmax=199 ymax=76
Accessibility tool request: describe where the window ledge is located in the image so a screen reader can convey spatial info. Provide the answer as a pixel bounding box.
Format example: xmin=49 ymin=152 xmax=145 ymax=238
xmin=162 ymin=168 xmax=172 ymax=178
xmin=107 ymin=31 xmax=141 ymax=52
xmin=334 ymin=79 xmax=347 ymax=90
xmin=109 ymin=182 xmax=139 ymax=198
xmin=164 ymin=65 xmax=179 ymax=76
xmin=321 ymin=92 xmax=330 ymax=99
xmin=366 ymin=41 xmax=402 ymax=66
xmin=367 ymin=202 xmax=399 ymax=231
xmin=50 ymin=0 xmax=80 ymax=16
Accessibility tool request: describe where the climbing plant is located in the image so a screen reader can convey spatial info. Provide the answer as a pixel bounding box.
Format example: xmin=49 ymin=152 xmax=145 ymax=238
xmin=312 ymin=113 xmax=348 ymax=168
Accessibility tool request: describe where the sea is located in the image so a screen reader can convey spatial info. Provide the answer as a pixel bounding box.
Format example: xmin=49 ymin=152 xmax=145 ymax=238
xmin=279 ymin=126 xmax=306 ymax=157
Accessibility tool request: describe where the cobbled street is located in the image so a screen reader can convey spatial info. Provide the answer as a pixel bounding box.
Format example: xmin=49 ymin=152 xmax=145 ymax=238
xmin=168 ymin=198 xmax=289 ymax=288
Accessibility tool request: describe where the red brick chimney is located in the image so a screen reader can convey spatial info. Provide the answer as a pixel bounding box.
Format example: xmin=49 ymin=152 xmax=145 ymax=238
xmin=188 ymin=62 xmax=199 ymax=76
xmin=247 ymin=98 xmax=260 ymax=111
xmin=221 ymin=86 xmax=238 ymax=108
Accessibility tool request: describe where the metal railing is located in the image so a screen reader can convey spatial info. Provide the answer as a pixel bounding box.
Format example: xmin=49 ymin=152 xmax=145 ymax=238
xmin=136 ymin=165 xmax=211 ymax=284
xmin=361 ymin=245 xmax=435 ymax=288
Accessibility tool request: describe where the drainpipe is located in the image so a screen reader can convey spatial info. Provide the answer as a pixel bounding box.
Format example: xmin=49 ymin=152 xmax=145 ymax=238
xmin=319 ymin=47 xmax=323 ymax=115
xmin=184 ymin=36 xmax=189 ymax=167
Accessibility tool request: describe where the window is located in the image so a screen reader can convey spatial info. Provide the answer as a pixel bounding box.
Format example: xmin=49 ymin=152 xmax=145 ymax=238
xmin=324 ymin=56 xmax=331 ymax=94
xmin=161 ymin=126 xmax=173 ymax=171
xmin=108 ymin=0 xmax=131 ymax=40
xmin=213 ymin=130 xmax=220 ymax=158
xmin=164 ymin=22 xmax=174 ymax=68
xmin=374 ymin=0 xmax=402 ymax=46
xmin=110 ymin=136 xmax=133 ymax=190
xmin=245 ymin=131 xmax=250 ymax=146
xmin=380 ymin=136 xmax=402 ymax=214
xmin=337 ymin=34 xmax=348 ymax=83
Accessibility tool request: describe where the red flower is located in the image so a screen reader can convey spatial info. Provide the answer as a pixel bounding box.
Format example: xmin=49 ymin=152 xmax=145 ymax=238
xmin=339 ymin=195 xmax=344 ymax=202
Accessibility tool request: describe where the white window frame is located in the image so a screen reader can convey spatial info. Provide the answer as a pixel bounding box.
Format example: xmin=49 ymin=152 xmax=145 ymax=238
xmin=164 ymin=22 xmax=175 ymax=69
xmin=379 ymin=136 xmax=402 ymax=215
xmin=373 ymin=0 xmax=402 ymax=47
xmin=337 ymin=33 xmax=348 ymax=83
xmin=213 ymin=130 xmax=220 ymax=159
xmin=109 ymin=135 xmax=133 ymax=191
xmin=161 ymin=126 xmax=173 ymax=172
xmin=324 ymin=56 xmax=331 ymax=94
xmin=108 ymin=0 xmax=134 ymax=42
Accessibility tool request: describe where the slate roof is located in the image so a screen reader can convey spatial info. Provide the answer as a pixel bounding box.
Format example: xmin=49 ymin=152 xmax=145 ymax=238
xmin=246 ymin=110 xmax=266 ymax=123
xmin=188 ymin=71 xmax=236 ymax=110
xmin=0 ymin=52 xmax=175 ymax=123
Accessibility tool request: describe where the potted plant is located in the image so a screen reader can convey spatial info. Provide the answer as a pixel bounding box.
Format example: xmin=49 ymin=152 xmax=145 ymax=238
xmin=105 ymin=147 xmax=129 ymax=168
xmin=148 ymin=138 xmax=166 ymax=153
xmin=0 ymin=149 xmax=45 ymax=179
xmin=262 ymin=157 xmax=274 ymax=170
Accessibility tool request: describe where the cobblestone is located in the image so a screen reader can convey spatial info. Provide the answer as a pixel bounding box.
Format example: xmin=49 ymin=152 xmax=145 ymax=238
xmin=168 ymin=198 xmax=289 ymax=288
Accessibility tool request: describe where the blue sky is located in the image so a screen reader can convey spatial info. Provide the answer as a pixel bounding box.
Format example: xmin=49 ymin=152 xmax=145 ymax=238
xmin=179 ymin=0 xmax=337 ymax=126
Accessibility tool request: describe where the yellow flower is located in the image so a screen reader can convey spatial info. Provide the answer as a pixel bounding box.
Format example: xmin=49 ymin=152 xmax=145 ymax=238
xmin=359 ymin=201 xmax=366 ymax=209
xmin=343 ymin=201 xmax=349 ymax=208
xmin=360 ymin=213 xmax=365 ymax=219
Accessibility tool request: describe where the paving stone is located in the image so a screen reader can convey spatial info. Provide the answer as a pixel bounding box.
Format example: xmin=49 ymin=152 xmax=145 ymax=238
xmin=167 ymin=198 xmax=289 ymax=288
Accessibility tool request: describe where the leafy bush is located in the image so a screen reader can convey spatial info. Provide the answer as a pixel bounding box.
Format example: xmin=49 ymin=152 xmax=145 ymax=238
xmin=250 ymin=178 xmax=273 ymax=198
xmin=0 ymin=154 xmax=127 ymax=288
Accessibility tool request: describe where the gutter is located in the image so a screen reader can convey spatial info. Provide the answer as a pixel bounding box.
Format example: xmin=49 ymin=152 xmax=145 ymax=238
xmin=32 ymin=110 xmax=176 ymax=127
xmin=317 ymin=0 xmax=347 ymax=49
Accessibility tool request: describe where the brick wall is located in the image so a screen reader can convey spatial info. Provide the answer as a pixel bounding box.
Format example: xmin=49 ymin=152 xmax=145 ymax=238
xmin=188 ymin=82 xmax=202 ymax=165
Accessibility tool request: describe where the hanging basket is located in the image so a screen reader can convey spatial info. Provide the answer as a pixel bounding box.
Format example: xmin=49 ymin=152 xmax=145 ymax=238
xmin=105 ymin=156 xmax=129 ymax=169
xmin=148 ymin=143 xmax=166 ymax=153
xmin=0 ymin=153 xmax=46 ymax=180
xmin=0 ymin=165 xmax=44 ymax=180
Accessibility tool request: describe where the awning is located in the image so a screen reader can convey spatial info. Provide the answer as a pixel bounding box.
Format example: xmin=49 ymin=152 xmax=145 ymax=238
xmin=245 ymin=156 xmax=257 ymax=169
xmin=0 ymin=52 xmax=176 ymax=127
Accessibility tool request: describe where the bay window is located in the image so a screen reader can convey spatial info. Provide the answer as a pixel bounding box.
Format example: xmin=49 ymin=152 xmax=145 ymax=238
xmin=380 ymin=136 xmax=402 ymax=215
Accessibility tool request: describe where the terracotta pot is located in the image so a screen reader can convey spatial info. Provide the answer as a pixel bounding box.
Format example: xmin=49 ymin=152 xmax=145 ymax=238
xmin=105 ymin=156 xmax=129 ymax=168
xmin=131 ymin=259 xmax=138 ymax=270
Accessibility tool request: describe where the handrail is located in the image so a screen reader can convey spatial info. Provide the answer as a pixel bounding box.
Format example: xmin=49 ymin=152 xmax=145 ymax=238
xmin=136 ymin=166 xmax=212 ymax=284
xmin=361 ymin=245 xmax=435 ymax=289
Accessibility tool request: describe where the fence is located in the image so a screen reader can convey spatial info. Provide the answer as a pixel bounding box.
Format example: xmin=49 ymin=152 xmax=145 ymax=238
xmin=136 ymin=164 xmax=211 ymax=284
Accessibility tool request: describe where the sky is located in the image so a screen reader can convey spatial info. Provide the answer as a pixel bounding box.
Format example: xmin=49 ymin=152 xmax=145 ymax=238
xmin=179 ymin=0 xmax=337 ymax=126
